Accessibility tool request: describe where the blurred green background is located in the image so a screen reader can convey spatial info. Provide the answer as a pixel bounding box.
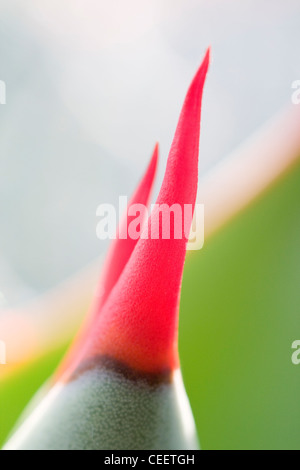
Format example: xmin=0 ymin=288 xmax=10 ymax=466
xmin=180 ymin=159 xmax=300 ymax=450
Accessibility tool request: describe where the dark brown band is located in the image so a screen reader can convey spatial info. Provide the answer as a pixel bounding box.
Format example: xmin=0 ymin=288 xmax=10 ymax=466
xmin=68 ymin=355 xmax=173 ymax=387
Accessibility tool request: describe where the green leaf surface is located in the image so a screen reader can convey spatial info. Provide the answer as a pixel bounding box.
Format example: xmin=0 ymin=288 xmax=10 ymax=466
xmin=180 ymin=159 xmax=300 ymax=450
xmin=0 ymin=346 xmax=68 ymax=447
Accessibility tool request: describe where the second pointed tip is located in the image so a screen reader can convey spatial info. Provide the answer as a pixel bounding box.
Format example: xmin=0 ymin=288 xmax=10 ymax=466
xmin=153 ymin=142 xmax=159 ymax=157
xmin=150 ymin=142 xmax=159 ymax=170
xmin=205 ymin=46 xmax=211 ymax=60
